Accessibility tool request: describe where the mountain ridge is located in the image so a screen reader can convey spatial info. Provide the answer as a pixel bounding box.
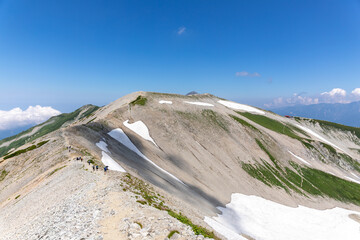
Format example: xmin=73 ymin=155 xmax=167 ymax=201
xmin=1 ymin=91 xmax=360 ymax=239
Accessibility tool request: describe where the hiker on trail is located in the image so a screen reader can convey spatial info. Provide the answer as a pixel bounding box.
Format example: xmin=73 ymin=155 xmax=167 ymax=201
xmin=87 ymin=160 xmax=91 ymax=165
xmin=81 ymin=157 xmax=83 ymax=162
xmin=96 ymin=165 xmax=99 ymax=171
xmin=92 ymin=165 xmax=95 ymax=171
xmin=104 ymin=166 xmax=109 ymax=174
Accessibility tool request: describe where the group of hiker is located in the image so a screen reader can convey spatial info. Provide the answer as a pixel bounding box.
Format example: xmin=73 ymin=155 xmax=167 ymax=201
xmin=87 ymin=160 xmax=99 ymax=172
xmin=74 ymin=155 xmax=109 ymax=174
xmin=70 ymin=146 xmax=109 ymax=174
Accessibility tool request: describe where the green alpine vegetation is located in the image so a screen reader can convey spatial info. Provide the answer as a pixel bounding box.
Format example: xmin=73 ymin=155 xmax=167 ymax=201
xmin=48 ymin=165 xmax=67 ymax=177
xmin=130 ymin=95 xmax=147 ymax=106
xmin=242 ymin=143 xmax=360 ymax=205
xmin=320 ymin=142 xmax=337 ymax=155
xmin=230 ymin=114 xmax=259 ymax=131
xmin=201 ymin=109 xmax=229 ymax=132
xmin=176 ymin=110 xmax=229 ymax=132
xmin=121 ymin=173 xmax=218 ymax=239
xmin=167 ymin=230 xmax=179 ymax=238
xmin=167 ymin=210 xmax=218 ymax=239
xmin=3 ymin=140 xmax=49 ymax=160
xmin=0 ymin=169 xmax=8 ymax=181
xmin=300 ymin=118 xmax=360 ymax=139
xmin=0 ymin=105 xmax=99 ymax=158
xmin=237 ymin=112 xmax=308 ymax=140
xmin=339 ymin=153 xmax=360 ymax=173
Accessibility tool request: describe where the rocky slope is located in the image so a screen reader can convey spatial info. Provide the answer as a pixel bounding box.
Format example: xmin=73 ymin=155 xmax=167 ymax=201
xmin=1 ymin=91 xmax=360 ymax=239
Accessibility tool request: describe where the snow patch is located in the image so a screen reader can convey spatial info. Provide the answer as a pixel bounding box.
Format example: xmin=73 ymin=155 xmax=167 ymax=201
xmin=184 ymin=101 xmax=214 ymax=107
xmin=96 ymin=141 xmax=109 ymax=153
xmin=159 ymin=100 xmax=172 ymax=104
xmin=218 ymin=100 xmax=265 ymax=115
xmin=96 ymin=140 xmax=126 ymax=172
xmin=351 ymin=172 xmax=360 ymax=179
xmin=205 ymin=193 xmax=360 ymax=240
xmin=288 ymin=151 xmax=311 ymax=166
xmin=295 ymin=124 xmax=346 ymax=153
xmin=204 ymin=217 xmax=247 ymax=240
xmin=123 ymin=120 xmax=158 ymax=147
xmin=108 ymin=128 xmax=184 ymax=184
xmin=101 ymin=151 xmax=126 ymax=172
xmin=345 ymin=176 xmax=360 ymax=185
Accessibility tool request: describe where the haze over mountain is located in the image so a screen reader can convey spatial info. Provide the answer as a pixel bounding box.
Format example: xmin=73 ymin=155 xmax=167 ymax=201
xmin=1 ymin=92 xmax=360 ymax=240
xmin=271 ymin=101 xmax=360 ymax=128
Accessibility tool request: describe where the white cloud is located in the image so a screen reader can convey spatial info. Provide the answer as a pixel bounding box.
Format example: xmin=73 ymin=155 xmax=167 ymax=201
xmin=0 ymin=105 xmax=61 ymax=130
xmin=177 ymin=26 xmax=186 ymax=35
xmin=266 ymin=87 xmax=360 ymax=108
xmin=321 ymin=88 xmax=347 ymax=97
xmin=351 ymin=88 xmax=360 ymax=96
xmin=320 ymin=88 xmax=349 ymax=104
xmin=235 ymin=71 xmax=261 ymax=77
xmin=265 ymin=94 xmax=318 ymax=108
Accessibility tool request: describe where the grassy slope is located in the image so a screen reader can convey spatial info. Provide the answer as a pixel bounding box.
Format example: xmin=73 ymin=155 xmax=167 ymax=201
xmin=237 ymin=112 xmax=309 ymax=140
xmin=242 ymin=150 xmax=360 ymax=205
xmin=0 ymin=105 xmax=99 ymax=157
xmin=229 ymin=113 xmax=360 ymax=205
xmin=3 ymin=140 xmax=49 ymax=160
xmin=296 ymin=117 xmax=360 ymax=139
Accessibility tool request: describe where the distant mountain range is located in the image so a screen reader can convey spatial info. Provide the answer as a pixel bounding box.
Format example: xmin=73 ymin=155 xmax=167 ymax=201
xmin=0 ymin=125 xmax=34 ymax=140
xmin=270 ymin=101 xmax=360 ymax=127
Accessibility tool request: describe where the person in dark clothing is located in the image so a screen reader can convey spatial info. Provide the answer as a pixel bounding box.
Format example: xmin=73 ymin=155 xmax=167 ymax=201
xmin=104 ymin=166 xmax=109 ymax=174
xmin=87 ymin=160 xmax=91 ymax=165
xmin=96 ymin=165 xmax=99 ymax=171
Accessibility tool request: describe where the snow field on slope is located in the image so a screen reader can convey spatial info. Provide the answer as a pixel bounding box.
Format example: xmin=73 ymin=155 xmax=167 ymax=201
xmin=205 ymin=193 xmax=360 ymax=240
xmin=107 ymin=128 xmax=184 ymax=184
xmin=123 ymin=120 xmax=158 ymax=147
xmin=288 ymin=151 xmax=311 ymax=166
xmin=101 ymin=152 xmax=126 ymax=172
xmin=159 ymin=100 xmax=172 ymax=104
xmin=217 ymin=100 xmax=265 ymax=115
xmin=183 ymin=101 xmax=214 ymax=107
xmin=95 ymin=140 xmax=126 ymax=172
xmin=95 ymin=140 xmax=109 ymax=153
xmin=295 ymin=124 xmax=346 ymax=153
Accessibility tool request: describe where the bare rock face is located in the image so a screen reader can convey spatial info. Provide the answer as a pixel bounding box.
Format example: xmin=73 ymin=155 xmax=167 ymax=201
xmin=1 ymin=91 xmax=360 ymax=240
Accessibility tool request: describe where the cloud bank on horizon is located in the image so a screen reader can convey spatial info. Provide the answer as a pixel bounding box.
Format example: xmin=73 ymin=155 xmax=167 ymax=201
xmin=0 ymin=106 xmax=61 ymax=131
xmin=266 ymin=88 xmax=360 ymax=108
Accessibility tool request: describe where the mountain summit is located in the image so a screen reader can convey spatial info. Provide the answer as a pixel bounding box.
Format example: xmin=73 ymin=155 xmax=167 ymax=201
xmin=1 ymin=92 xmax=360 ymax=239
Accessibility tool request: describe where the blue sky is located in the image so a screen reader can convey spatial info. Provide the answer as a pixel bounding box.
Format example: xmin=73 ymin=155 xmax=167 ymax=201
xmin=0 ymin=0 xmax=359 ymax=114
